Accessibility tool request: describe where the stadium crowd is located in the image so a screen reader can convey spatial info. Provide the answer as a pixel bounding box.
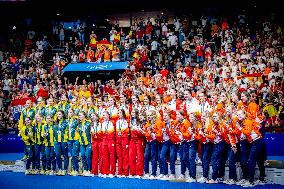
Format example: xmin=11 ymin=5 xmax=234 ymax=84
xmin=0 ymin=10 xmax=283 ymax=187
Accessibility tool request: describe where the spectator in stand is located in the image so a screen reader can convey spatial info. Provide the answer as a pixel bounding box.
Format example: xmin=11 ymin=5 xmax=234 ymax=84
xmin=124 ymin=41 xmax=130 ymax=61
xmin=59 ymin=25 xmax=65 ymax=47
xmin=79 ymin=50 xmax=86 ymax=63
xmin=86 ymin=46 xmax=95 ymax=62
xmin=89 ymin=31 xmax=97 ymax=49
xmin=109 ymin=27 xmax=116 ymax=44
xmin=196 ymin=42 xmax=204 ymax=63
xmin=78 ymin=23 xmax=85 ymax=45
xmin=71 ymin=52 xmax=79 ymax=63
xmin=112 ymin=46 xmax=120 ymax=62
xmin=103 ymin=47 xmax=111 ymax=62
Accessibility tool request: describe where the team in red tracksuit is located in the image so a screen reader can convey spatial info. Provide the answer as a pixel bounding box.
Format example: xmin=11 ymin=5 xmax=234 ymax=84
xmin=118 ymin=95 xmax=131 ymax=120
xmin=91 ymin=112 xmax=103 ymax=175
xmin=106 ymin=97 xmax=119 ymax=124
xmin=96 ymin=98 xmax=106 ymax=123
xmin=129 ymin=95 xmax=142 ymax=113
xmin=128 ymin=109 xmax=145 ymax=177
xmin=101 ymin=111 xmax=116 ymax=177
xmin=116 ymin=109 xmax=130 ymax=177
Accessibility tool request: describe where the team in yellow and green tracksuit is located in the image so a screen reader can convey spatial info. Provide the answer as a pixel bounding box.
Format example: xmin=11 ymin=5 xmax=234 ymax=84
xmin=86 ymin=97 xmax=98 ymax=119
xmin=78 ymin=111 xmax=92 ymax=176
xmin=33 ymin=114 xmax=46 ymax=174
xmin=42 ymin=115 xmax=56 ymax=175
xmin=18 ymin=100 xmax=36 ymax=131
xmin=18 ymin=100 xmax=36 ymax=161
xmin=54 ymin=110 xmax=69 ymax=176
xmin=70 ymin=98 xmax=80 ymax=116
xmin=20 ymin=117 xmax=35 ymax=175
xmin=57 ymin=95 xmax=71 ymax=116
xmin=35 ymin=97 xmax=46 ymax=118
xmin=66 ymin=108 xmax=80 ymax=176
xmin=45 ymin=98 xmax=58 ymax=121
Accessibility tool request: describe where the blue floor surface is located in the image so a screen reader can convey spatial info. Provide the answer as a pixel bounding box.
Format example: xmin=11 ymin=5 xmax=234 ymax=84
xmin=0 ymin=172 xmax=282 ymax=189
xmin=0 ymin=153 xmax=24 ymax=161
xmin=1 ymin=153 xmax=284 ymax=162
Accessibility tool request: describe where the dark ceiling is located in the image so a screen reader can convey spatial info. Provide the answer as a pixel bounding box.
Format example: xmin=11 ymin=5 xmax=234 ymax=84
xmin=0 ymin=0 xmax=282 ymax=22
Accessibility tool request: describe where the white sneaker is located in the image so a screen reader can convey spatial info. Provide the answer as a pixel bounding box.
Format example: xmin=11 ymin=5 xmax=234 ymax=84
xmin=216 ymin=178 xmax=224 ymax=183
xmin=168 ymin=174 xmax=175 ymax=180
xmin=108 ymin=174 xmax=114 ymax=178
xmin=143 ymin=174 xmax=150 ymax=179
xmin=86 ymin=171 xmax=92 ymax=177
xmin=177 ymin=174 xmax=185 ymax=180
xmin=161 ymin=175 xmax=168 ymax=180
xmin=186 ymin=177 xmax=196 ymax=183
xmin=98 ymin=173 xmax=102 ymax=177
xmin=224 ymin=179 xmax=235 ymax=185
xmin=207 ymin=179 xmax=217 ymax=184
xmin=236 ymin=179 xmax=247 ymax=185
xmin=49 ymin=170 xmax=54 ymax=175
xmin=117 ymin=175 xmax=122 ymax=178
xmin=149 ymin=175 xmax=156 ymax=180
xmin=121 ymin=175 xmax=126 ymax=178
xmin=197 ymin=177 xmax=207 ymax=183
xmin=135 ymin=175 xmax=141 ymax=179
xmin=25 ymin=170 xmax=31 ymax=175
xmin=254 ymin=180 xmax=265 ymax=185
xmin=102 ymin=174 xmax=107 ymax=178
xmin=82 ymin=170 xmax=87 ymax=176
xmin=241 ymin=181 xmax=254 ymax=187
xmin=196 ymin=158 xmax=202 ymax=165
xmin=128 ymin=175 xmax=135 ymax=178
xmin=157 ymin=174 xmax=164 ymax=179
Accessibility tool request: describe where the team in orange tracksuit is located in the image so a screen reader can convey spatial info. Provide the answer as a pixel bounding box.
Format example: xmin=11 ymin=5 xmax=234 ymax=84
xmin=201 ymin=112 xmax=214 ymax=180
xmin=116 ymin=109 xmax=130 ymax=177
xmin=154 ymin=95 xmax=166 ymax=121
xmin=155 ymin=112 xmax=171 ymax=178
xmin=238 ymin=100 xmax=263 ymax=124
xmin=101 ymin=111 xmax=116 ymax=177
xmin=214 ymin=93 xmax=228 ymax=116
xmin=91 ymin=113 xmax=103 ymax=175
xmin=238 ymin=92 xmax=263 ymax=124
xmin=168 ymin=114 xmax=183 ymax=176
xmin=167 ymin=88 xmax=182 ymax=120
xmin=181 ymin=112 xmax=202 ymax=180
xmin=178 ymin=112 xmax=192 ymax=178
xmin=236 ymin=110 xmax=265 ymax=183
xmin=208 ymin=113 xmax=228 ymax=182
xmin=223 ymin=106 xmax=240 ymax=181
xmin=143 ymin=111 xmax=161 ymax=177
xmin=167 ymin=98 xmax=182 ymax=120
xmin=247 ymin=101 xmax=263 ymax=123
xmin=129 ymin=110 xmax=145 ymax=177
